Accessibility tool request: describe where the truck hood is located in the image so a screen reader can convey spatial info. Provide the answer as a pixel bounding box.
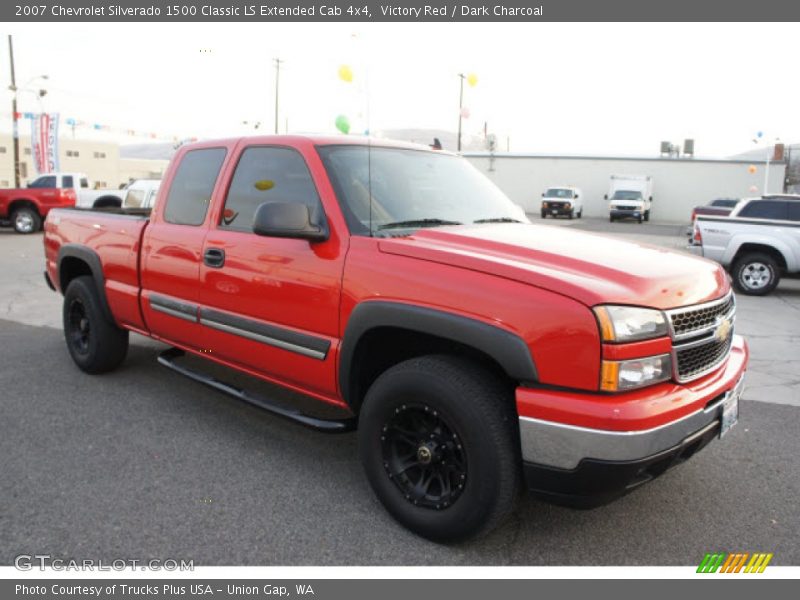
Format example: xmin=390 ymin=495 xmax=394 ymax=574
xmin=378 ymin=223 xmax=729 ymax=309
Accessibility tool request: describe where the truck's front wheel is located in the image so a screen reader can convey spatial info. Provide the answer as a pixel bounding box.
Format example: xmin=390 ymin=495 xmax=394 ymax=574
xmin=63 ymin=276 xmax=129 ymax=373
xmin=358 ymin=355 xmax=519 ymax=542
xmin=732 ymin=252 xmax=780 ymax=296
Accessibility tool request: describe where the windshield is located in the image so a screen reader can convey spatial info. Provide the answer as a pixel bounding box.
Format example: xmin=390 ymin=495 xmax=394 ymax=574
xmin=317 ymin=145 xmax=526 ymax=236
xmin=611 ymin=190 xmax=643 ymax=200
xmin=544 ymin=188 xmax=574 ymax=199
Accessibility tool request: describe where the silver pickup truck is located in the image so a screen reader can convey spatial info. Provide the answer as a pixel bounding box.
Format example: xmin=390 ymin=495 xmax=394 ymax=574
xmin=688 ymin=195 xmax=800 ymax=295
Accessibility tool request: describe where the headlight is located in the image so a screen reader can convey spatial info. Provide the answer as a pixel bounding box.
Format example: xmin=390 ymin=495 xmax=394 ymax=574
xmin=565 ymin=202 xmax=571 ymax=209
xmin=542 ymin=201 xmax=549 ymax=208
xmin=601 ymin=354 xmax=672 ymax=391
xmin=594 ymin=305 xmax=668 ymax=342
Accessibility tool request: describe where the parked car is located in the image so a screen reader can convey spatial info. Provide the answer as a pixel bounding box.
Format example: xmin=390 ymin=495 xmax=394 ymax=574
xmin=689 ymin=195 xmax=800 ymax=295
xmin=540 ymin=186 xmax=583 ymax=219
xmin=44 ymin=135 xmax=748 ymax=542
xmin=691 ymin=198 xmax=740 ymax=222
xmin=605 ymin=174 xmax=654 ymax=223
xmin=0 ymin=173 xmax=78 ymax=233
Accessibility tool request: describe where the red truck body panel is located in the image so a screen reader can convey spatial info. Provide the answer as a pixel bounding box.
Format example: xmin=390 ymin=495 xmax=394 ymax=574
xmin=0 ymin=186 xmax=76 ymax=220
xmin=43 ymin=134 xmax=743 ymax=419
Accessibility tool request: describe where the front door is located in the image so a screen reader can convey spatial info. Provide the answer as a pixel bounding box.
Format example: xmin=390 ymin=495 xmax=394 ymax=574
xmin=198 ymin=145 xmax=347 ymax=399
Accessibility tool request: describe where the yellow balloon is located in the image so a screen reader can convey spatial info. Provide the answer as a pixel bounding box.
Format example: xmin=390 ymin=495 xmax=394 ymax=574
xmin=467 ymin=73 xmax=478 ymax=87
xmin=748 ymin=165 xmax=757 ymax=174
xmin=254 ymin=180 xmax=275 ymax=191
xmin=338 ymin=65 xmax=353 ymax=83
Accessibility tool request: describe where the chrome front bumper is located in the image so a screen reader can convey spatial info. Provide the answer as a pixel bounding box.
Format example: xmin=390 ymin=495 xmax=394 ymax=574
xmin=519 ymin=374 xmax=745 ymax=471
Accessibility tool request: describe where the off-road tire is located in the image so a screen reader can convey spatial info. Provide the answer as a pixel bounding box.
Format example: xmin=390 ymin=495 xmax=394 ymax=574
xmin=358 ymin=355 xmax=519 ymax=543
xmin=63 ymin=276 xmax=129 ymax=373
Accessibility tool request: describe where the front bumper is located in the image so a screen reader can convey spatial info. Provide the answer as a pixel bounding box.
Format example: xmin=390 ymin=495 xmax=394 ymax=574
xmin=516 ymin=334 xmax=748 ymax=507
xmin=610 ymin=209 xmax=642 ymax=219
xmin=542 ymin=203 xmax=572 ymax=215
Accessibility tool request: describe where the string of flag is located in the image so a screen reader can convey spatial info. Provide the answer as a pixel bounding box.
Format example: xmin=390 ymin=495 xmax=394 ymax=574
xmin=2 ymin=111 xmax=196 ymax=142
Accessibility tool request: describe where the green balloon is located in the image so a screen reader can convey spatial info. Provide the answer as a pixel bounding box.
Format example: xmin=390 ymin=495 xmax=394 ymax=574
xmin=335 ymin=115 xmax=350 ymax=134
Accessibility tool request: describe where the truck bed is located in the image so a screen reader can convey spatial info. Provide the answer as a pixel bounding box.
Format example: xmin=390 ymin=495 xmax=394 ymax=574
xmin=44 ymin=208 xmax=150 ymax=331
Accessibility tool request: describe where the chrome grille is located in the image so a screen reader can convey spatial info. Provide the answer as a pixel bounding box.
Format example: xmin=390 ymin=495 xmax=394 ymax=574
xmin=615 ymin=205 xmax=638 ymax=211
xmin=670 ymin=294 xmax=735 ymax=338
xmin=675 ymin=332 xmax=733 ymax=380
xmin=666 ymin=292 xmax=736 ymax=382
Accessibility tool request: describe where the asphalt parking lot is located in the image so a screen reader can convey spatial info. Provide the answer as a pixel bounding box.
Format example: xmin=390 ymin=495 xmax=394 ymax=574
xmin=1 ymin=218 xmax=799 ymax=566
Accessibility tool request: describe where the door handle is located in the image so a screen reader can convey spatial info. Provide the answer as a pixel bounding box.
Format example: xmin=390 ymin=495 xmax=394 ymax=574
xmin=204 ymin=247 xmax=225 ymax=268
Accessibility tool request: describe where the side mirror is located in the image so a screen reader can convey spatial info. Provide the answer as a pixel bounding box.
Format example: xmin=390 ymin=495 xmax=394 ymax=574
xmin=253 ymin=202 xmax=329 ymax=242
xmin=649 ymin=196 xmax=653 ymax=202
xmin=574 ymin=194 xmax=579 ymax=199
xmin=604 ymin=194 xmax=608 ymax=200
xmin=541 ymin=192 xmax=545 ymax=197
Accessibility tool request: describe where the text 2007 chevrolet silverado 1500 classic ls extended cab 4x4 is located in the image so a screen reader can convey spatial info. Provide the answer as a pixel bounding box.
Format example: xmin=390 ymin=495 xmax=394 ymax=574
xmin=44 ymin=136 xmax=748 ymax=542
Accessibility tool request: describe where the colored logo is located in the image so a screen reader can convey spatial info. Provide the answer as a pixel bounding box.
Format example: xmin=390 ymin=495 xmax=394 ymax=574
xmin=697 ymin=552 xmax=773 ymax=573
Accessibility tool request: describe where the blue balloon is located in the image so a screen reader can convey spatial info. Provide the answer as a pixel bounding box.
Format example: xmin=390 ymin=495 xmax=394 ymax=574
xmin=757 ymin=131 xmax=763 ymax=138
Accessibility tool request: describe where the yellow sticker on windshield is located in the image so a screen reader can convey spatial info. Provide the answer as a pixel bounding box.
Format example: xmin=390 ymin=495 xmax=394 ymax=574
xmin=254 ymin=180 xmax=275 ymax=191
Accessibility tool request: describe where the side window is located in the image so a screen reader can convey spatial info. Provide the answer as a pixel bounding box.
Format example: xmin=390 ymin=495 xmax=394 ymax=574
xmin=80 ymin=178 xmax=89 ymax=189
xmin=29 ymin=176 xmax=57 ymax=188
xmin=163 ymin=148 xmax=227 ymax=226
xmin=124 ymin=189 xmax=145 ymax=208
xmin=787 ymin=203 xmax=800 ymax=222
xmin=62 ymin=175 xmax=74 ymax=189
xmin=738 ymin=200 xmax=788 ymax=220
xmin=220 ymin=146 xmax=321 ymax=232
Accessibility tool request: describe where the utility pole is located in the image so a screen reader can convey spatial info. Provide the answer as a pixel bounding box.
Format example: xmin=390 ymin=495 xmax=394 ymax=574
xmin=274 ymin=58 xmax=283 ymax=134
xmin=8 ymin=35 xmax=20 ymax=188
xmin=457 ymin=73 xmax=465 ymax=152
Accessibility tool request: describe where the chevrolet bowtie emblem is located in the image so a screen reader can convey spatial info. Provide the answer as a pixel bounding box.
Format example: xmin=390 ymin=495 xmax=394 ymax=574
xmin=715 ymin=318 xmax=732 ymax=342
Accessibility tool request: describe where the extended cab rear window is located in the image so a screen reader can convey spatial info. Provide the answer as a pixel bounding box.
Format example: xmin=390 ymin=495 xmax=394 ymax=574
xmin=737 ymin=200 xmax=788 ymax=220
xmin=163 ymin=148 xmax=227 ymax=226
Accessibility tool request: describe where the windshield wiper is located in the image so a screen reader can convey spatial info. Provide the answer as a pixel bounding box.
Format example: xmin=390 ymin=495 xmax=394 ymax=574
xmin=473 ymin=217 xmax=524 ymax=224
xmin=378 ymin=218 xmax=462 ymax=231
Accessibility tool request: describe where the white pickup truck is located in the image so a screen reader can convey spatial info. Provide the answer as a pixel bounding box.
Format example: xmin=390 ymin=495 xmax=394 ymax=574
xmin=689 ymin=195 xmax=800 ymax=295
xmin=19 ymin=172 xmax=125 ymax=208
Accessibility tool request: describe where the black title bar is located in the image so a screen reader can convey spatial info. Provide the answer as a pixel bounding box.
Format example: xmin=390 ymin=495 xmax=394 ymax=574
xmin=5 ymin=0 xmax=800 ymax=22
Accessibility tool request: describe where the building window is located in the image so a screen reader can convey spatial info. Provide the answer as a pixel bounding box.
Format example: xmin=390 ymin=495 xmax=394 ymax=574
xmin=20 ymin=163 xmax=28 ymax=178
xmin=24 ymin=147 xmax=31 ymax=155
xmin=1 ymin=180 xmax=9 ymax=186
xmin=66 ymin=150 xmax=80 ymax=158
xmin=93 ymin=151 xmax=107 ymax=159
xmin=0 ymin=146 xmax=6 ymax=154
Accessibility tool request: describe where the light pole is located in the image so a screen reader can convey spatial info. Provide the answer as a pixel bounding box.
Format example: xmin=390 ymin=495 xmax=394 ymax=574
xmin=457 ymin=73 xmax=465 ymax=152
xmin=273 ymin=57 xmax=283 ymax=134
xmin=7 ymin=35 xmax=48 ymax=187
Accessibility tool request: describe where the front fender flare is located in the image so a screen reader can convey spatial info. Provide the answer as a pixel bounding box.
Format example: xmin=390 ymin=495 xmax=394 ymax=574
xmin=338 ymin=301 xmax=538 ymax=406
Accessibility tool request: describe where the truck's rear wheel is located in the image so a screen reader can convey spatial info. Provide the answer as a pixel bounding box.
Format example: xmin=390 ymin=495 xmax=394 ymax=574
xmin=63 ymin=276 xmax=129 ymax=373
xmin=644 ymin=210 xmax=650 ymax=222
xmin=358 ymin=355 xmax=519 ymax=542
xmin=732 ymin=252 xmax=780 ymax=296
xmin=12 ymin=206 xmax=41 ymax=234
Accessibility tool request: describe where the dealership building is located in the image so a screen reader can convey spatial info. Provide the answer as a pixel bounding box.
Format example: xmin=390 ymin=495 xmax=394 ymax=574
xmin=0 ymin=134 xmax=169 ymax=189
xmin=464 ymin=152 xmax=788 ymax=223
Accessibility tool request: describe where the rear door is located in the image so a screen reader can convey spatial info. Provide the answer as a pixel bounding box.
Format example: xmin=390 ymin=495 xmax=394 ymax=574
xmin=140 ymin=145 xmax=230 ymax=350
xmin=197 ymin=143 xmax=347 ymax=399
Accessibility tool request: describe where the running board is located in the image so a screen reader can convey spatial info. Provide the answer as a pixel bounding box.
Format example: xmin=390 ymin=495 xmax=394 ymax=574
xmin=157 ymin=348 xmax=356 ymax=433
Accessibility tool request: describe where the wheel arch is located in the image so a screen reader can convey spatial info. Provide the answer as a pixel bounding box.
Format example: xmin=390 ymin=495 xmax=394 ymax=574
xmin=8 ymin=198 xmax=41 ymax=215
xmin=731 ymin=241 xmax=790 ymax=272
xmin=57 ymin=244 xmax=114 ymax=322
xmin=339 ymin=301 xmax=537 ymax=412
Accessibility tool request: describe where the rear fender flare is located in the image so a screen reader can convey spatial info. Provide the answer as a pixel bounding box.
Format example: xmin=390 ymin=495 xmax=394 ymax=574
xmin=57 ymin=244 xmax=114 ymax=322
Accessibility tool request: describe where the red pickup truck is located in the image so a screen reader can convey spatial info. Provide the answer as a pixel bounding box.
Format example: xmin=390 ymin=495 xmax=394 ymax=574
xmin=1 ymin=174 xmax=79 ymax=233
xmin=44 ymin=136 xmax=748 ymax=542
